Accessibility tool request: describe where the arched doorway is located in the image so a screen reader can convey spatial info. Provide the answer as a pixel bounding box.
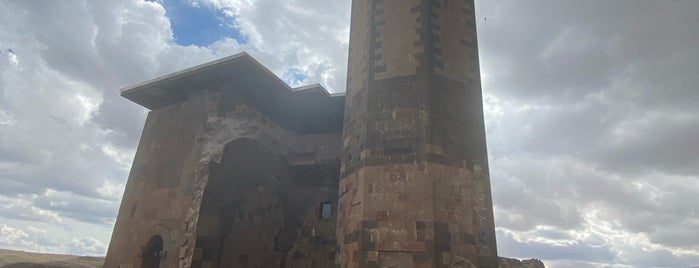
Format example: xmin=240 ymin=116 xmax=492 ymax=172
xmin=140 ymin=235 xmax=163 ymax=268
xmin=193 ymin=138 xmax=292 ymax=267
xmin=191 ymin=138 xmax=341 ymax=267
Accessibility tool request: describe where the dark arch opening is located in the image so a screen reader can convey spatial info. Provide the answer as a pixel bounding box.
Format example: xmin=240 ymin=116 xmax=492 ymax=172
xmin=192 ymin=138 xmax=341 ymax=267
xmin=140 ymin=235 xmax=163 ymax=268
xmin=192 ymin=138 xmax=291 ymax=267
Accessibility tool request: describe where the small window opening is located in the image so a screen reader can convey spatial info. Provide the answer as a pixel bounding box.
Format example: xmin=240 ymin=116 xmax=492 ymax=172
xmin=320 ymin=202 xmax=332 ymax=220
xmin=130 ymin=203 xmax=137 ymax=219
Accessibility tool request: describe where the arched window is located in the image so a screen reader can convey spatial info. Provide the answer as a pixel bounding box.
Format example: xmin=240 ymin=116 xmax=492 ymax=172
xmin=140 ymin=235 xmax=164 ymax=268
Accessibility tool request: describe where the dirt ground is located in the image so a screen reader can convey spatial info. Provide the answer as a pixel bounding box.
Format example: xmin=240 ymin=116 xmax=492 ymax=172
xmin=0 ymin=249 xmax=103 ymax=268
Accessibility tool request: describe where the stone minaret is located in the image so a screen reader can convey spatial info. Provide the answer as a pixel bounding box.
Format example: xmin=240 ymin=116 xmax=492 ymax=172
xmin=337 ymin=0 xmax=498 ymax=267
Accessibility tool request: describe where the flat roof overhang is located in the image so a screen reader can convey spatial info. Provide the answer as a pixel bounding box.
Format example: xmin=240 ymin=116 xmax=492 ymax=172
xmin=120 ymin=52 xmax=345 ymax=134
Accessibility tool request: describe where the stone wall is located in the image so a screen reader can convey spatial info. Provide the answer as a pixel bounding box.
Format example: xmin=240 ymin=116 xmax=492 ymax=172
xmin=338 ymin=0 xmax=497 ymax=267
xmin=190 ymin=138 xmax=340 ymax=268
xmin=106 ymin=90 xmax=343 ymax=268
xmin=105 ymin=92 xmax=212 ymax=268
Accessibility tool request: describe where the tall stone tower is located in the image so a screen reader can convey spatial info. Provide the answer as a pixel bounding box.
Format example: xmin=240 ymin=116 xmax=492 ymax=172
xmin=337 ymin=0 xmax=498 ymax=267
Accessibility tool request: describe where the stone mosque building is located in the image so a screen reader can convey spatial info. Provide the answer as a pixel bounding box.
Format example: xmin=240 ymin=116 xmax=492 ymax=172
xmin=105 ymin=0 xmax=544 ymax=267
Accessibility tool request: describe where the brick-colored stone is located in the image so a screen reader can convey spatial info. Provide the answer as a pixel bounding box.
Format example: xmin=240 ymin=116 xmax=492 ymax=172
xmin=105 ymin=0 xmax=546 ymax=267
xmin=338 ymin=0 xmax=498 ymax=267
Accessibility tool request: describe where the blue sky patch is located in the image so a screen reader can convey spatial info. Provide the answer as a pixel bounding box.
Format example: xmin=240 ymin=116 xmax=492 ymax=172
xmin=154 ymin=0 xmax=248 ymax=47
xmin=286 ymin=68 xmax=308 ymax=83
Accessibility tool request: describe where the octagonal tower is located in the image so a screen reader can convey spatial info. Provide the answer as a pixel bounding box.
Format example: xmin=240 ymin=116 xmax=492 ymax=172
xmin=337 ymin=0 xmax=498 ymax=267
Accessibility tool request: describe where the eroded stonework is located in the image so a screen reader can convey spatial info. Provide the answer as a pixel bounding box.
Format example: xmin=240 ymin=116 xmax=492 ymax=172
xmin=338 ymin=0 xmax=497 ymax=267
xmin=106 ymin=89 xmax=344 ymax=268
xmin=105 ymin=0 xmax=544 ymax=267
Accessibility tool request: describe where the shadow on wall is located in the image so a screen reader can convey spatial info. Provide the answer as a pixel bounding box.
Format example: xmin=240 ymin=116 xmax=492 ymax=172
xmin=191 ymin=138 xmax=339 ymax=268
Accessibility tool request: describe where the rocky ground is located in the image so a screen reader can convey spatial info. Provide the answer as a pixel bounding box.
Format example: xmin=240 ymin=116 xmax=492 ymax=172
xmin=498 ymin=257 xmax=546 ymax=268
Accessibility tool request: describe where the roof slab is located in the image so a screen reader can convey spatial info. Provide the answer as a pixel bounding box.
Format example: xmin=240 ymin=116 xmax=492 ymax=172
xmin=120 ymin=52 xmax=345 ymax=134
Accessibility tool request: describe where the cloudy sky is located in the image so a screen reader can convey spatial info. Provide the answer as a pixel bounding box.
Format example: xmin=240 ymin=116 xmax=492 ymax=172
xmin=0 ymin=0 xmax=697 ymax=267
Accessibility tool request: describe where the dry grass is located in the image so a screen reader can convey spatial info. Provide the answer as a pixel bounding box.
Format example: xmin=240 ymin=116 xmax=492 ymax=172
xmin=0 ymin=249 xmax=104 ymax=268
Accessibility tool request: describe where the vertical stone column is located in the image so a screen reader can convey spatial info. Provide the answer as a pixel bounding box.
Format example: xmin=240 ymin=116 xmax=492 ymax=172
xmin=337 ymin=0 xmax=497 ymax=267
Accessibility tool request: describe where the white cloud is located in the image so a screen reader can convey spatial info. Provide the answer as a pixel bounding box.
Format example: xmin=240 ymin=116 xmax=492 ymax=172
xmin=0 ymin=195 xmax=62 ymax=224
xmin=478 ymin=4 xmax=699 ymax=265
xmin=0 ymin=220 xmax=111 ymax=256
xmin=7 ymin=50 xmax=19 ymax=67
xmin=0 ymin=0 xmax=697 ymax=267
xmin=0 ymin=224 xmax=31 ymax=250
xmin=0 ymin=0 xmax=350 ymax=257
xmin=0 ymin=110 xmax=15 ymax=126
xmin=100 ymin=143 xmax=135 ymax=171
xmin=66 ymin=237 xmax=107 ymax=256
xmin=192 ymin=0 xmax=351 ymax=91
